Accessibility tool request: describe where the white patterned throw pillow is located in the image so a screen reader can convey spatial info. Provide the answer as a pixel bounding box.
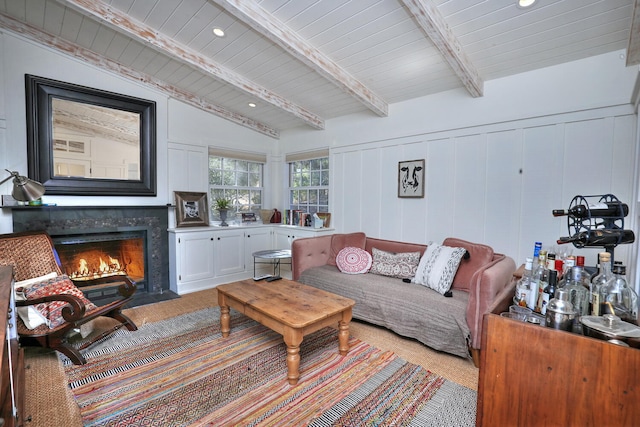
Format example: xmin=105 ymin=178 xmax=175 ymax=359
xmin=336 ymin=247 xmax=372 ymax=274
xmin=413 ymin=242 xmax=466 ymax=295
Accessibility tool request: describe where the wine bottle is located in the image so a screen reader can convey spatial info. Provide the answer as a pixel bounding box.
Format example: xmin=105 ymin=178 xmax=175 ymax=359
xmin=557 ymin=229 xmax=635 ymax=247
xmin=552 ymin=202 xmax=628 ymax=218
xmin=540 ymin=270 xmax=558 ymax=316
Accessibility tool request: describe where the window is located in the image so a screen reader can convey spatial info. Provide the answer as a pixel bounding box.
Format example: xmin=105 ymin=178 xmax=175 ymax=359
xmin=289 ymin=157 xmax=329 ymax=213
xmin=209 ymin=156 xmax=263 ymax=219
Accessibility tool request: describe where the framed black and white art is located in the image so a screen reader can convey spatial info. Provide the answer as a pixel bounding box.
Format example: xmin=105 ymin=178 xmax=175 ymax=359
xmin=398 ymin=159 xmax=425 ymax=198
xmin=175 ymin=191 xmax=210 ymax=227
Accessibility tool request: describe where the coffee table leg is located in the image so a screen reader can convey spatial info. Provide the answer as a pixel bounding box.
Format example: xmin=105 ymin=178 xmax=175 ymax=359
xmin=338 ymin=308 xmax=352 ymax=356
xmin=284 ymin=328 xmax=303 ymax=385
xmin=220 ymin=304 xmax=230 ymax=338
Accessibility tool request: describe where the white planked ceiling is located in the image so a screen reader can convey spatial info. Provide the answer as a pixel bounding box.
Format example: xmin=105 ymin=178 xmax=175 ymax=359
xmin=0 ymin=0 xmax=637 ymax=138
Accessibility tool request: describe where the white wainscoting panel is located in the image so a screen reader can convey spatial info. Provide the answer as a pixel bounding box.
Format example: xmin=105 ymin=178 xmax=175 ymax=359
xmin=331 ymin=107 xmax=636 ymax=269
xmin=485 ymin=130 xmax=522 ymax=257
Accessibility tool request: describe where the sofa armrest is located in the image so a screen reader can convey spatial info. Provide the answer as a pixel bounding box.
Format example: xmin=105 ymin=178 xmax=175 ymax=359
xmin=466 ymin=253 xmax=517 ymax=350
xmin=291 ymin=235 xmax=333 ymax=280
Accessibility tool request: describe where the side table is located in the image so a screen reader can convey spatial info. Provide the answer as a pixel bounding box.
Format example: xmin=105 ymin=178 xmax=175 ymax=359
xmin=252 ymin=249 xmax=291 ymax=277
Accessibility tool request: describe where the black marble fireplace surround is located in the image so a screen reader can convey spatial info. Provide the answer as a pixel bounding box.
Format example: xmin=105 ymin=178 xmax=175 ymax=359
xmin=11 ymin=205 xmax=176 ymax=306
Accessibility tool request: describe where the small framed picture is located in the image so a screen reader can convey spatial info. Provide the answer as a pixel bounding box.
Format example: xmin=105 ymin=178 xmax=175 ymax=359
xmin=316 ymin=212 xmax=331 ymax=228
xmin=175 ymin=191 xmax=209 ymax=227
xmin=398 ymin=159 xmax=425 ymax=198
xmin=241 ymin=212 xmax=256 ymax=222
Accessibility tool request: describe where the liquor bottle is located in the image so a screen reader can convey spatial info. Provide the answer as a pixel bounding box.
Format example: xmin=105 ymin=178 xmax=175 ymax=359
xmin=515 ymin=258 xmax=537 ymax=310
xmin=557 ymin=229 xmax=635 ymax=247
xmin=546 ymin=252 xmax=556 ymax=272
xmin=552 ymin=202 xmax=629 ymax=218
xmin=564 ymin=267 xmax=589 ymax=317
xmin=558 ymin=256 xmax=575 ymax=288
xmin=600 ymin=263 xmax=638 ymax=322
xmin=533 ymin=250 xmax=548 ymax=312
xmin=540 ymin=270 xmax=558 ymax=316
xmin=530 ymin=240 xmax=542 ymax=301
xmin=554 ymin=259 xmax=564 ymax=278
xmin=575 ymin=256 xmax=592 ymax=289
xmin=532 ymin=241 xmax=542 ymax=259
xmin=590 ymin=252 xmax=612 ymax=316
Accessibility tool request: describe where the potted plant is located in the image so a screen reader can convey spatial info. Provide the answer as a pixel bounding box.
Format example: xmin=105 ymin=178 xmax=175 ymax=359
xmin=214 ymin=198 xmax=232 ymax=226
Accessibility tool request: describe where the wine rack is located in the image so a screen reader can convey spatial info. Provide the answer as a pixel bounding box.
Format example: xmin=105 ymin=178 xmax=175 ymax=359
xmin=566 ymin=194 xmax=625 ymax=239
xmin=555 ymin=194 xmax=634 ymax=260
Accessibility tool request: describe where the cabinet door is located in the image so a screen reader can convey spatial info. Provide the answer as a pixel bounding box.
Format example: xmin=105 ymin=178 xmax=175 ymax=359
xmin=167 ymin=143 xmax=208 ymax=193
xmin=245 ymin=228 xmax=273 ymax=276
xmin=214 ymin=229 xmax=245 ymax=276
xmin=177 ymin=232 xmax=215 ymax=282
xmin=274 ymin=229 xmax=295 ymax=249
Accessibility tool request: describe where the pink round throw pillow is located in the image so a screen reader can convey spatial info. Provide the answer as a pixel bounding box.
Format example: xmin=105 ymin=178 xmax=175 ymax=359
xmin=336 ymin=247 xmax=372 ymax=274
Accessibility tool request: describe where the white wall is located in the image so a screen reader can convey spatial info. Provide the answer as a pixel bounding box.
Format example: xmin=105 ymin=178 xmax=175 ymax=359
xmin=280 ymin=50 xmax=639 ymax=280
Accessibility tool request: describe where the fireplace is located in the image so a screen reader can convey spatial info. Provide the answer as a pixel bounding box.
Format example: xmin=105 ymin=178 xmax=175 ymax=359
xmin=11 ymin=206 xmax=174 ymax=306
xmin=54 ymin=230 xmax=146 ymax=279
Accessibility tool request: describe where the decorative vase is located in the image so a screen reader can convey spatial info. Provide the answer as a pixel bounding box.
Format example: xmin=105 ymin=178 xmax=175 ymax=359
xmin=219 ymin=208 xmax=229 ymax=226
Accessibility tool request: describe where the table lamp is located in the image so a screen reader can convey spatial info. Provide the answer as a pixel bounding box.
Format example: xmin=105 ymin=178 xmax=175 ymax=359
xmin=0 ymin=169 xmax=45 ymax=202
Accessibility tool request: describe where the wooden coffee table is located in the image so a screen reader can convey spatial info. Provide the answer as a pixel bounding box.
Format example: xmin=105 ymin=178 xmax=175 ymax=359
xmin=217 ymin=278 xmax=355 ymax=385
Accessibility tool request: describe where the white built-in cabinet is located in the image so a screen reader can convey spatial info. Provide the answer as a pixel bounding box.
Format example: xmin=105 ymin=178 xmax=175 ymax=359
xmin=167 ymin=142 xmax=208 ymax=193
xmin=168 ymin=225 xmax=333 ymax=294
xmin=168 ymin=228 xmax=215 ymax=294
xmin=213 ymin=229 xmax=245 ymax=277
xmin=244 ymin=227 xmax=273 ymax=272
xmin=167 ymin=142 xmax=209 ymax=229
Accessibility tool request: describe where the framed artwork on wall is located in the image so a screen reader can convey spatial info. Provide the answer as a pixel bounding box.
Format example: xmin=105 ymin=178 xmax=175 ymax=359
xmin=398 ymin=159 xmax=425 ymax=198
xmin=175 ymin=191 xmax=209 ymax=227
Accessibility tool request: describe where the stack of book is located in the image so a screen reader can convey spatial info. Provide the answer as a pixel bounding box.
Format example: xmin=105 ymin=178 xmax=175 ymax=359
xmin=284 ymin=210 xmax=310 ymax=226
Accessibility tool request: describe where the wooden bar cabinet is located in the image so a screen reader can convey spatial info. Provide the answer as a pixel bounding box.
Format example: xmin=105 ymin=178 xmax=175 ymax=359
xmin=477 ymin=304 xmax=640 ymax=426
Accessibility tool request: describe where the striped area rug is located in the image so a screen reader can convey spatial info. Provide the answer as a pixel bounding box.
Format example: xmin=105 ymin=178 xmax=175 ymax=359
xmin=62 ymin=308 xmax=476 ymax=426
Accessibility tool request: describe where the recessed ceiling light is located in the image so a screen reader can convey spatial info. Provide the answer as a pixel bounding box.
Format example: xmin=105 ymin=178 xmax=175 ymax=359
xmin=517 ymin=0 xmax=536 ymax=8
xmin=248 ymin=102 xmax=256 ymax=108
xmin=212 ymin=28 xmax=225 ymax=37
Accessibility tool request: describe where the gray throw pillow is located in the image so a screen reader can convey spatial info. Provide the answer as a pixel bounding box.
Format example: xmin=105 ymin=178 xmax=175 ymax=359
xmin=369 ymin=247 xmax=421 ymax=279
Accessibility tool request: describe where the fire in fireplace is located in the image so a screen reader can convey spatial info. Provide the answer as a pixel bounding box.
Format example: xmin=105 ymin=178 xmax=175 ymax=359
xmin=53 ymin=231 xmax=146 ymax=286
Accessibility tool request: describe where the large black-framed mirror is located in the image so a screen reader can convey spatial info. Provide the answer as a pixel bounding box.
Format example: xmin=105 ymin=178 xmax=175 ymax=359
xmin=25 ymin=74 xmax=157 ymax=196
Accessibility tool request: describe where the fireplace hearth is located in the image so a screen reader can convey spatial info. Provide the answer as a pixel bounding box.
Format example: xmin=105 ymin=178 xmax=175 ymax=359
xmin=11 ymin=206 xmax=174 ymax=306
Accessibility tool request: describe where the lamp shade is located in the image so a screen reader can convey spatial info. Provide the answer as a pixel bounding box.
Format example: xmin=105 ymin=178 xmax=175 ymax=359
xmin=1 ymin=170 xmax=45 ymax=202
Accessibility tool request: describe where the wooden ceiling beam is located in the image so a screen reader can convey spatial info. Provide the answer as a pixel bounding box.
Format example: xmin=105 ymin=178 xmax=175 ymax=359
xmin=58 ymin=0 xmax=324 ymax=130
xmin=0 ymin=12 xmax=280 ymax=139
xmin=211 ymin=0 xmax=388 ymax=117
xmin=627 ymin=0 xmax=640 ymax=66
xmin=401 ymin=0 xmax=483 ymax=97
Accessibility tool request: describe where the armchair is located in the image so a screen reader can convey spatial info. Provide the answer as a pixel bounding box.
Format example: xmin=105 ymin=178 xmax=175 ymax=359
xmin=0 ymin=231 xmax=137 ymax=364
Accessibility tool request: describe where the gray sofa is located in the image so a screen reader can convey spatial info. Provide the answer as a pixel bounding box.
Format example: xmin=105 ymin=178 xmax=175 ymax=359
xmin=291 ymin=232 xmax=516 ymax=366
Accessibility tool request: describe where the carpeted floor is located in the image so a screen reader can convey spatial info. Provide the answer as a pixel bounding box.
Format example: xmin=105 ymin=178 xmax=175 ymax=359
xmin=24 ymin=288 xmax=478 ymax=427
